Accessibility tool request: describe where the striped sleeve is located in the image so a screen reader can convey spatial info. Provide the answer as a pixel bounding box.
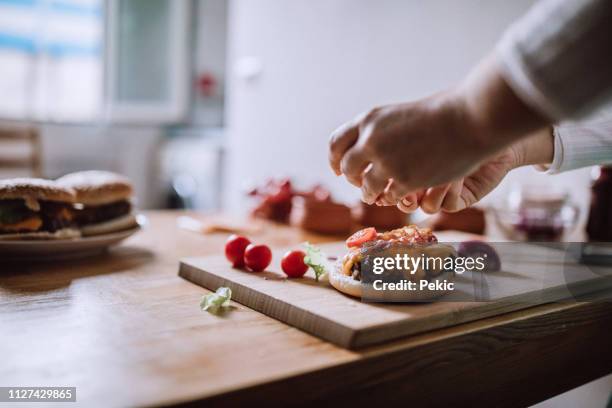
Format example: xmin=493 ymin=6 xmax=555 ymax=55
xmin=544 ymin=119 xmax=612 ymax=173
xmin=496 ymin=0 xmax=612 ymax=121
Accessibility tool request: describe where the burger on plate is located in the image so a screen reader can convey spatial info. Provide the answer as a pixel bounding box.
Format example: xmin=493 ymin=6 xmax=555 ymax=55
xmin=57 ymin=171 xmax=138 ymax=236
xmin=330 ymin=225 xmax=457 ymax=301
xmin=0 ymin=178 xmax=79 ymax=240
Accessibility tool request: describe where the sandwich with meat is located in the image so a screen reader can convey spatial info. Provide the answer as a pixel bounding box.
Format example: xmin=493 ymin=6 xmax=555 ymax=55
xmin=57 ymin=171 xmax=137 ymax=236
xmin=330 ymin=225 xmax=457 ymax=301
xmin=0 ymin=178 xmax=79 ymax=240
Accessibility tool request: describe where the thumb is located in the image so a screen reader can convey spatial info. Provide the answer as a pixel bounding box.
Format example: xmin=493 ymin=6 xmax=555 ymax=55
xmin=458 ymin=168 xmax=506 ymax=210
xmin=441 ymin=179 xmax=467 ymax=212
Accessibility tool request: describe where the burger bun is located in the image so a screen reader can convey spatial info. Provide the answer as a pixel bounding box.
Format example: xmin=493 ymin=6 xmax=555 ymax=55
xmin=80 ymin=214 xmax=138 ymax=237
xmin=0 ymin=228 xmax=81 ymax=241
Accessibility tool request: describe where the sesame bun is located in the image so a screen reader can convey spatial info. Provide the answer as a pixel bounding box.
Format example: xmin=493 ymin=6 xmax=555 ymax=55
xmin=0 ymin=228 xmax=81 ymax=241
xmin=80 ymin=214 xmax=138 ymax=237
xmin=0 ymin=178 xmax=76 ymax=203
xmin=57 ymin=171 xmax=133 ymax=206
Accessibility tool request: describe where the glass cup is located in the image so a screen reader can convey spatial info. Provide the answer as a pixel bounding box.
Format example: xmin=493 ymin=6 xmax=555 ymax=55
xmin=492 ymin=184 xmax=580 ymax=241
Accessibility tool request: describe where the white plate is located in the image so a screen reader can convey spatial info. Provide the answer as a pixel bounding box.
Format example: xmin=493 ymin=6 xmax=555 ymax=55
xmin=0 ymin=215 xmax=146 ymax=261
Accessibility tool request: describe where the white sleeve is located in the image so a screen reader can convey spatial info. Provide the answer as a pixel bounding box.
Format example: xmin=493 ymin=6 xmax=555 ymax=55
xmin=544 ymin=119 xmax=612 ymax=173
xmin=496 ymin=0 xmax=612 ymax=121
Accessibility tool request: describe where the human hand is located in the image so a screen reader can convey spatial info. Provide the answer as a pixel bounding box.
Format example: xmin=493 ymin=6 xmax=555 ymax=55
xmin=328 ymin=93 xmax=487 ymax=205
xmin=328 ymin=56 xmax=549 ymax=206
xmin=398 ymin=127 xmax=554 ymax=214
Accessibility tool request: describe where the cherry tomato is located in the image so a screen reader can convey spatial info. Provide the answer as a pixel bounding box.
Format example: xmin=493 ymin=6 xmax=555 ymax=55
xmin=281 ymin=250 xmax=308 ymax=278
xmin=244 ymin=244 xmax=272 ymax=272
xmin=225 ymin=235 xmax=251 ymax=268
xmin=346 ymin=227 xmax=377 ymax=248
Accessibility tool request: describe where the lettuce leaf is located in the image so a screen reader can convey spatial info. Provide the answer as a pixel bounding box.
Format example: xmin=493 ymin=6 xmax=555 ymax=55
xmin=200 ymin=287 xmax=232 ymax=314
xmin=0 ymin=201 xmax=32 ymax=224
xmin=303 ymin=242 xmax=330 ymax=281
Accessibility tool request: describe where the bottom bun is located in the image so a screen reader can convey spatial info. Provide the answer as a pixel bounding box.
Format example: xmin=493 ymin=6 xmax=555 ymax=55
xmin=330 ymin=245 xmax=457 ymax=302
xmin=329 ymin=266 xmax=364 ymax=298
xmin=0 ymin=228 xmax=81 ymax=241
xmin=81 ymin=214 xmax=138 ymax=237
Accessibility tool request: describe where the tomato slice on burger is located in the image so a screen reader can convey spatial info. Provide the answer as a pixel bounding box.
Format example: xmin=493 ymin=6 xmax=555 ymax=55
xmin=346 ymin=227 xmax=377 ymax=248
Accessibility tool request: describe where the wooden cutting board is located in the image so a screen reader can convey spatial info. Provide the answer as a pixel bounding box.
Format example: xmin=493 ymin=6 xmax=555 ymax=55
xmin=179 ymin=237 xmax=612 ymax=349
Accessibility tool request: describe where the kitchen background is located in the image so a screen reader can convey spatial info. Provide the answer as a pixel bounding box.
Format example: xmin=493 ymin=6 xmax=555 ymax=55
xmin=0 ymin=0 xmax=608 ymax=405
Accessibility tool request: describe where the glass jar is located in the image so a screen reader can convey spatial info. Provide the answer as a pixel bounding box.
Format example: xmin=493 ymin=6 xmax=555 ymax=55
xmin=493 ymin=184 xmax=579 ymax=241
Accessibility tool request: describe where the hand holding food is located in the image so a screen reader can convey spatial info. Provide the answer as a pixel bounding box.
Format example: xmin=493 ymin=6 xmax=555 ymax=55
xmin=328 ymin=57 xmax=550 ymax=210
xmin=404 ymin=128 xmax=554 ymax=214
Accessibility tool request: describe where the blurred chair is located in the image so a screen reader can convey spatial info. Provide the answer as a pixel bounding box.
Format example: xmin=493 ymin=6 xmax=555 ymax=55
xmin=0 ymin=125 xmax=42 ymax=178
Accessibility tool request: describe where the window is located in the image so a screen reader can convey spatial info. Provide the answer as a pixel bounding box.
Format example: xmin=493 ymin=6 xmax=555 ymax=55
xmin=0 ymin=0 xmax=190 ymax=124
xmin=0 ymin=0 xmax=103 ymax=122
xmin=105 ymin=0 xmax=190 ymax=123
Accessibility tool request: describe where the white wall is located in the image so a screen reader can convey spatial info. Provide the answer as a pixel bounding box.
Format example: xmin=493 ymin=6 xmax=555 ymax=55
xmin=223 ymin=0 xmax=592 ymax=221
xmin=40 ymin=124 xmax=164 ymax=208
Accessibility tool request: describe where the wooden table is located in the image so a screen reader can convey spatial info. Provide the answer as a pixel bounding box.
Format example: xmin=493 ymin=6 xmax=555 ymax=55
xmin=1 ymin=211 xmax=611 ymax=407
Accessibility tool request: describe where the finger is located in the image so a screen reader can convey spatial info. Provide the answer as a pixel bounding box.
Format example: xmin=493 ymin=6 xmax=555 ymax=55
xmin=421 ymin=183 xmax=452 ymax=214
xmin=328 ymin=121 xmax=359 ymax=175
xmin=377 ymin=179 xmax=399 ymax=206
xmin=459 ymin=168 xmax=507 ymax=210
xmin=396 ymin=193 xmax=419 ymax=213
xmin=441 ymin=180 xmax=465 ymax=212
xmin=384 ymin=180 xmax=413 ymax=204
xmin=339 ymin=148 xmax=370 ymax=187
xmin=457 ymin=176 xmax=484 ymax=210
xmin=361 ymin=165 xmax=389 ymax=205
xmin=415 ymin=190 xmax=426 ymax=205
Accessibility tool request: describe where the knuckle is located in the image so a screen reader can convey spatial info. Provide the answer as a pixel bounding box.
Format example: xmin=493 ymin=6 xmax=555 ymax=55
xmin=360 ymin=107 xmax=381 ymax=124
xmin=328 ymin=129 xmax=342 ymax=150
xmin=339 ymin=157 xmax=350 ymax=175
xmin=341 ymin=149 xmax=359 ymax=173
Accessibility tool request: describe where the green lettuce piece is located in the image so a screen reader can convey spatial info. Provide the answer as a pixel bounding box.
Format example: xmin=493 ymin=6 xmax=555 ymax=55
xmin=303 ymin=242 xmax=330 ymax=281
xmin=0 ymin=202 xmax=31 ymax=224
xmin=200 ymin=287 xmax=232 ymax=314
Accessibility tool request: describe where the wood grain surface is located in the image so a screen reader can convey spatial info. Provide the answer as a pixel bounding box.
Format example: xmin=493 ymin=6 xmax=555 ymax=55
xmin=1 ymin=211 xmax=610 ymax=408
xmin=179 ymin=241 xmax=612 ymax=348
